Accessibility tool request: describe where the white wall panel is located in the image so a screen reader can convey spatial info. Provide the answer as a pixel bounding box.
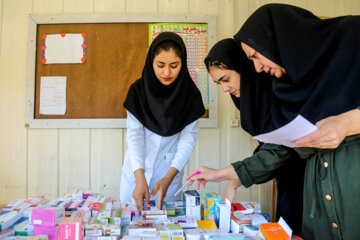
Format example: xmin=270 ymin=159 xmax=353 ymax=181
xmin=188 ymin=129 xmax=221 ymax=195
xmin=189 ymin=0 xmax=218 ymax=15
xmin=233 ymin=0 xmax=251 ymax=34
xmin=158 ymin=0 xmax=188 ymax=14
xmin=90 ymin=129 xmax=123 ymax=199
xmin=0 ymin=0 xmax=32 ymax=204
xmin=0 ymin=0 xmax=4 ymax=204
xmin=33 ymin=0 xmax=63 ymax=14
xmin=63 ymin=0 xmax=95 ymax=14
xmin=59 ymin=129 xmax=91 ymax=194
xmin=28 ymin=129 xmax=59 ymax=199
xmin=307 ymin=0 xmax=336 ymax=16
xmin=94 ymin=0 xmax=126 ymax=13
xmin=336 ymin=0 xmax=360 ymax=15
xmin=125 ymin=0 xmax=157 ymax=13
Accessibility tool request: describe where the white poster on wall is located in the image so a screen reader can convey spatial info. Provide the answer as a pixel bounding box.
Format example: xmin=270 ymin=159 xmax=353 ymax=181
xmin=40 ymin=76 xmax=67 ymax=115
xmin=43 ymin=33 xmax=86 ymax=64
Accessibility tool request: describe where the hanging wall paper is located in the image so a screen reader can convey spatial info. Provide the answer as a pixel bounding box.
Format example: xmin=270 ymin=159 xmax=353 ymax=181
xmin=42 ymin=32 xmax=87 ymax=64
xmin=39 ymin=76 xmax=67 ymax=115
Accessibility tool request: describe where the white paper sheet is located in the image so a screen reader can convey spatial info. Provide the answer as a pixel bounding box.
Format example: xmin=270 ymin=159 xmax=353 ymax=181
xmin=253 ymin=115 xmax=318 ymax=147
xmin=44 ymin=33 xmax=85 ymax=64
xmin=40 ymin=76 xmax=67 ymax=115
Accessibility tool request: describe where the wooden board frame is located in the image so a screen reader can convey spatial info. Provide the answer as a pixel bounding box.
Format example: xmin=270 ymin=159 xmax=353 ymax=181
xmin=25 ymin=14 xmax=217 ymax=128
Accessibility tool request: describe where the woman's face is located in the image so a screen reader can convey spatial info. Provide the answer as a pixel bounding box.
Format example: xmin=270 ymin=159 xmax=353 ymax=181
xmin=241 ymin=42 xmax=286 ymax=78
xmin=209 ymin=66 xmax=240 ymax=97
xmin=153 ymin=48 xmax=182 ymax=86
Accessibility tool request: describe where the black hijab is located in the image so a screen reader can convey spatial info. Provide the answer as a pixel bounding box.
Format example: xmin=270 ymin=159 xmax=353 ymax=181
xmin=124 ymin=32 xmax=205 ymax=136
xmin=235 ymin=3 xmax=360 ymax=126
xmin=204 ymin=38 xmax=273 ymax=135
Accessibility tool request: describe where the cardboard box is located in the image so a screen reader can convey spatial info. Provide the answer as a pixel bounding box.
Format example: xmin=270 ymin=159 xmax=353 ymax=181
xmin=215 ymin=200 xmax=231 ymax=233
xmin=243 ymin=225 xmax=258 ymax=237
xmin=85 ymin=224 xmax=102 ymax=237
xmin=109 ymin=209 xmax=121 ymax=226
xmin=33 ymin=225 xmax=58 ymax=240
xmin=101 ymin=224 xmax=120 ymax=236
xmin=58 ymin=218 xmax=84 ymax=240
xmin=141 ymin=209 xmax=167 ymax=221
xmin=0 ymin=211 xmax=23 ymax=231
xmin=230 ymin=212 xmax=251 ymax=233
xmin=259 ymin=217 xmax=292 ymax=240
xmin=183 ymin=191 xmax=200 ymax=207
xmin=184 ymin=229 xmax=203 ymax=240
xmin=98 ymin=203 xmax=112 ymax=219
xmin=168 ymin=216 xmax=198 ymax=229
xmin=0 ymin=228 xmax=15 ymax=240
xmin=2 ymin=199 xmax=26 ymax=212
xmin=31 ymin=207 xmax=65 ymax=226
xmin=205 ymin=193 xmax=222 ymax=214
xmin=128 ymin=220 xmax=156 ymax=236
xmin=197 ymin=220 xmax=217 ymax=230
xmin=246 ymin=214 xmax=267 ymax=227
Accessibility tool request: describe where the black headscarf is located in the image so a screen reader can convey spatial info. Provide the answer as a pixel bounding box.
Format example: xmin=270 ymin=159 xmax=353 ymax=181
xmin=204 ymin=38 xmax=273 ymax=135
xmin=235 ymin=3 xmax=360 ymax=126
xmin=124 ymin=32 xmax=205 ymax=136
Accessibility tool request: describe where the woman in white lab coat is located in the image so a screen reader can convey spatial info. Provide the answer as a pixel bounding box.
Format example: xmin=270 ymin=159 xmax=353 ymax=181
xmin=120 ymin=32 xmax=205 ymax=213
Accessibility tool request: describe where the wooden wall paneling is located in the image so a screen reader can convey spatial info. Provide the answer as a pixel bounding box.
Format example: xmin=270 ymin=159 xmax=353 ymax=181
xmin=230 ymin=129 xmax=253 ymax=201
xmin=90 ymin=129 xmax=123 ymax=199
xmin=285 ymin=0 xmax=308 ymax=8
xmin=27 ymin=129 xmax=59 ymax=199
xmin=94 ymin=0 xmax=126 ymax=13
xmin=307 ymin=0 xmax=336 ymax=16
xmin=59 ymin=129 xmax=91 ymax=195
xmin=0 ymin=0 xmax=32 ymax=204
xmin=63 ymin=0 xmax=95 ymax=14
xmin=0 ymin=0 xmax=2 ymax=49
xmin=29 ymin=0 xmax=63 ymax=202
xmin=0 ymin=0 xmax=4 ymax=204
xmin=189 ymin=0 xmax=218 ymax=15
xmin=233 ymin=0 xmax=251 ymax=32
xmin=125 ymin=0 xmax=157 ymax=14
xmin=32 ymin=0 xmax=64 ymax=15
xmin=335 ymin=0 xmax=360 ymax=15
xmin=188 ymin=129 xmax=221 ymax=195
xmin=217 ymin=0 xmax=234 ymax=38
xmin=158 ymin=0 xmax=189 ymax=14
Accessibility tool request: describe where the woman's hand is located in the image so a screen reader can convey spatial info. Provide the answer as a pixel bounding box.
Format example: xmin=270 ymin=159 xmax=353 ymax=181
xmin=151 ymin=176 xmax=172 ymax=209
xmin=150 ymin=167 xmax=178 ymax=209
xmin=133 ymin=169 xmax=150 ymax=214
xmin=186 ymin=166 xmax=238 ymax=190
xmin=294 ymin=112 xmax=355 ymax=149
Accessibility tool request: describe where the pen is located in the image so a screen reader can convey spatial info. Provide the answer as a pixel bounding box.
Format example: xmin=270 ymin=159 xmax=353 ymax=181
xmin=173 ymin=170 xmax=200 ymax=197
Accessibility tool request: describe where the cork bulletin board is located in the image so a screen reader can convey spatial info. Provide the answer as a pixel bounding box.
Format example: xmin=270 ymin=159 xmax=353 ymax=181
xmin=25 ymin=14 xmax=217 ymax=128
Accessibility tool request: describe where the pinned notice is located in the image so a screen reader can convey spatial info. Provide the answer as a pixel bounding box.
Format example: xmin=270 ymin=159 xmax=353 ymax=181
xmin=40 ymin=76 xmax=66 ymax=115
xmin=42 ymin=33 xmax=87 ymax=64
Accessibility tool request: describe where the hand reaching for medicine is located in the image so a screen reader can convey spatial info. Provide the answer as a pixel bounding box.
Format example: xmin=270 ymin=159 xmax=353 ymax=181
xmin=151 ymin=176 xmax=172 ymax=210
xmin=133 ymin=169 xmax=150 ymax=214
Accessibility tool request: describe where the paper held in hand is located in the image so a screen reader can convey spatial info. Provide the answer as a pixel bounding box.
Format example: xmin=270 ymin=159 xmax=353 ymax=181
xmin=253 ymin=115 xmax=318 ymax=147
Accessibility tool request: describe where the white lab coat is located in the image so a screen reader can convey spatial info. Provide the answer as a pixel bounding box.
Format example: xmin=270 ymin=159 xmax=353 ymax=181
xmin=120 ymin=111 xmax=200 ymax=204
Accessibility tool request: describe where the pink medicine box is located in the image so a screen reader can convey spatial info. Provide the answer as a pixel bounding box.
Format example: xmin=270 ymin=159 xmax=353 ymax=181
xmin=33 ymin=225 xmax=58 ymax=240
xmin=58 ymin=218 xmax=84 ymax=240
xmin=32 ymin=207 xmax=65 ymax=226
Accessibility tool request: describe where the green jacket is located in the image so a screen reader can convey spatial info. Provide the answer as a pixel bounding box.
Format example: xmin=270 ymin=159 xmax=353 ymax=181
xmin=232 ymin=135 xmax=360 ymax=240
